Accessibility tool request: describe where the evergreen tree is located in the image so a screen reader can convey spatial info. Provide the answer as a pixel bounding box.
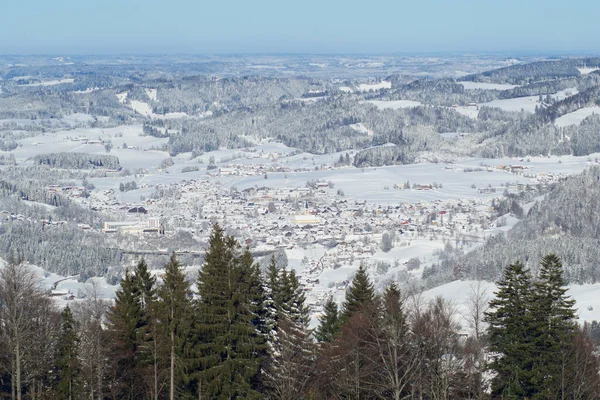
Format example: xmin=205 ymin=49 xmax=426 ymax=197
xmin=132 ymin=258 xmax=159 ymax=397
xmin=54 ymin=306 xmax=80 ymax=400
xmin=315 ymin=297 xmax=340 ymax=343
xmin=341 ymin=264 xmax=377 ymax=322
xmin=157 ymin=254 xmax=193 ymax=400
xmin=264 ymin=255 xmax=281 ymax=336
xmin=485 ymin=261 xmax=536 ymax=398
xmin=133 ymin=258 xmax=156 ymax=312
xmin=265 ymin=316 xmax=316 ymax=400
xmin=107 ymin=269 xmax=144 ymax=398
xmin=376 ymin=282 xmax=413 ymax=400
xmin=264 ymin=262 xmax=315 ymax=399
xmin=196 ymin=224 xmax=264 ymax=399
xmin=281 ymin=269 xmax=310 ymax=326
xmin=530 ymin=254 xmax=577 ymax=397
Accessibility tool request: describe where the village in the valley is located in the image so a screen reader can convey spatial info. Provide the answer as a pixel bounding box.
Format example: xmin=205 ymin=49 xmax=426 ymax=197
xmin=8 ymin=143 xmax=574 ymax=313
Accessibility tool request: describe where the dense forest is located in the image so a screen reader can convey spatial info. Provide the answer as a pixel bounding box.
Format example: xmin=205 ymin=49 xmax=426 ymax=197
xmin=423 ymin=166 xmax=600 ymax=287
xmin=2 ymin=57 xmax=600 ymax=164
xmin=0 ymin=225 xmax=598 ymax=399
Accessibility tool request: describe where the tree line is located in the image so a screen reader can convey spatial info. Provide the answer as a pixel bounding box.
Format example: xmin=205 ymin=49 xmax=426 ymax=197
xmin=1 ymin=225 xmax=599 ymax=399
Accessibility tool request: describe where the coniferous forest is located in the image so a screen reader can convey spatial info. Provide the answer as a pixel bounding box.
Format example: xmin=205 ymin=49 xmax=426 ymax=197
xmin=0 ymin=224 xmax=599 ymax=399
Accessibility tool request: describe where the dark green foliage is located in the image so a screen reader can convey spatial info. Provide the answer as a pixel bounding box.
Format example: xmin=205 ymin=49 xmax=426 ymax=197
xmin=156 ymin=254 xmax=193 ymax=398
xmin=485 ymin=255 xmax=579 ymax=399
xmin=314 ymin=297 xmax=340 ymax=343
xmin=107 ymin=269 xmax=144 ymax=398
xmin=54 ymin=306 xmax=80 ymax=400
xmin=341 ymin=264 xmax=378 ymax=322
xmin=529 ymin=254 xmax=577 ymax=397
xmin=195 ymin=224 xmax=265 ymax=399
xmin=485 ymin=261 xmax=536 ymax=398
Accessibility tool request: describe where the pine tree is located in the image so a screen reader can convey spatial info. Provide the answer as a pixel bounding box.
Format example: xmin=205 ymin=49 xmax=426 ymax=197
xmin=133 ymin=258 xmax=156 ymax=313
xmin=264 ymin=262 xmax=315 ymax=399
xmin=107 ymin=269 xmax=144 ymax=398
xmin=315 ymin=297 xmax=340 ymax=343
xmin=280 ymin=268 xmax=310 ymax=326
xmin=485 ymin=261 xmax=536 ymax=398
xmin=156 ymin=253 xmax=193 ymax=400
xmin=54 ymin=306 xmax=80 ymax=400
xmin=264 ymin=255 xmax=281 ymax=336
xmin=132 ymin=258 xmax=159 ymax=398
xmin=265 ymin=316 xmax=316 ymax=400
xmin=530 ymin=254 xmax=577 ymax=397
xmin=341 ymin=264 xmax=377 ymax=322
xmin=196 ymin=224 xmax=264 ymax=399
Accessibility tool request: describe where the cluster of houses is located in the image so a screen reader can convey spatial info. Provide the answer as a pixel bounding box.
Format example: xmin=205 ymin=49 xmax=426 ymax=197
xmin=81 ymin=178 xmax=497 ymax=266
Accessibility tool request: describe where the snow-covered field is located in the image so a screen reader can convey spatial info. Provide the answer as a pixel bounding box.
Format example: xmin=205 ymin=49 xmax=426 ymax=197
xmin=146 ymin=88 xmax=158 ymax=101
xmin=20 ymin=78 xmax=74 ymax=87
xmin=578 ymin=67 xmax=600 ymax=75
xmin=349 ymin=122 xmax=374 ymax=136
xmin=130 ymin=100 xmax=187 ymax=119
xmin=458 ymin=81 xmax=519 ymax=90
xmin=451 ymin=106 xmax=479 ymax=119
xmin=358 ymin=81 xmax=391 ymax=91
xmin=555 ymin=106 xmax=600 ymax=127
xmin=366 ymin=100 xmax=422 ymax=109
xmin=480 ymin=95 xmax=540 ymax=113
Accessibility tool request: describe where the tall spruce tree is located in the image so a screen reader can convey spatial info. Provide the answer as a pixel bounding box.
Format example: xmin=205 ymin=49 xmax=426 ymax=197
xmin=196 ymin=224 xmax=264 ymax=399
xmin=157 ymin=254 xmax=193 ymax=400
xmin=264 ymin=262 xmax=315 ymax=399
xmin=530 ymin=254 xmax=577 ymax=398
xmin=485 ymin=261 xmax=536 ymax=398
xmin=54 ymin=306 xmax=80 ymax=400
xmin=315 ymin=297 xmax=340 ymax=343
xmin=341 ymin=264 xmax=377 ymax=322
xmin=107 ymin=269 xmax=144 ymax=398
xmin=132 ymin=258 xmax=159 ymax=398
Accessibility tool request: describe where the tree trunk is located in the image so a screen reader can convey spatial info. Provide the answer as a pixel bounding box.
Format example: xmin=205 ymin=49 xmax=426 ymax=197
xmin=170 ymin=335 xmax=175 ymax=400
xmin=154 ymin=329 xmax=159 ymax=400
xmin=16 ymin=339 xmax=21 ymax=400
xmin=11 ymin=358 xmax=15 ymax=400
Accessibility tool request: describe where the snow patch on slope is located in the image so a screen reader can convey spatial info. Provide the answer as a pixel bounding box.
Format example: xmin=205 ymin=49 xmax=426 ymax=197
xmin=358 ymin=81 xmax=391 ymax=91
xmin=367 ymin=100 xmax=422 ymax=110
xmin=458 ymin=82 xmax=519 ymax=90
xmin=555 ymin=106 xmax=600 ymax=127
xmin=349 ymin=122 xmax=374 ymax=136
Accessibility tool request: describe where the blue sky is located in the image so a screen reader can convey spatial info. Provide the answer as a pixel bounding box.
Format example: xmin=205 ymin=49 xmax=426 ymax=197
xmin=0 ymin=0 xmax=598 ymax=54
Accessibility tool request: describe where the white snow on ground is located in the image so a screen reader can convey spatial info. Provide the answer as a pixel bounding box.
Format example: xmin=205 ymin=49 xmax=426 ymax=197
xmin=555 ymin=106 xmax=600 ymax=127
xmin=578 ymin=67 xmax=600 ymax=75
xmin=451 ymin=106 xmax=479 ymax=119
xmin=9 ymin=124 xmax=169 ymax=169
xmin=145 ymin=88 xmax=158 ymax=101
xmin=74 ymin=87 xmax=100 ymax=94
xmin=339 ymin=86 xmax=353 ymax=93
xmin=358 ymin=81 xmax=391 ymax=91
xmin=20 ymin=78 xmax=74 ymax=87
xmin=349 ymin=122 xmax=374 ymax=136
xmin=130 ymin=100 xmax=153 ymax=116
xmin=480 ymin=95 xmax=540 ymax=113
xmin=366 ymin=100 xmax=422 ymax=109
xmin=130 ymin=100 xmax=187 ymax=119
xmin=116 ymin=91 xmax=128 ymax=104
xmin=479 ymin=88 xmax=577 ymax=114
xmin=458 ymin=82 xmax=519 ymax=90
xmin=422 ymin=280 xmax=600 ymax=334
xmin=552 ymin=87 xmax=578 ymax=101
